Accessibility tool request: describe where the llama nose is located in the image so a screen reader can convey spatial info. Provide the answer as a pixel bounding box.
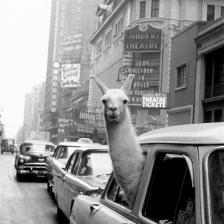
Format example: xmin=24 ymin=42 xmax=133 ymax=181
xmin=109 ymin=106 xmax=117 ymax=112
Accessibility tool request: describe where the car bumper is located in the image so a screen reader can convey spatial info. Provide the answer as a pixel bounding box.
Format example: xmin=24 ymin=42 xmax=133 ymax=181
xmin=16 ymin=163 xmax=47 ymax=176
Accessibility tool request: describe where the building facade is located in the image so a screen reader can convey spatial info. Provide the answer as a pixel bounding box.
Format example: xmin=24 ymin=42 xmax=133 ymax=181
xmin=89 ymin=0 xmax=224 ymax=134
xmin=169 ymin=16 xmax=224 ymax=125
xmin=44 ymin=0 xmax=102 ymax=143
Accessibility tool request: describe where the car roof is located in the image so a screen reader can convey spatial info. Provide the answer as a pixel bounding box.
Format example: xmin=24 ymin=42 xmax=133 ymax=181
xmin=57 ymin=141 xmax=105 ymax=147
xmin=22 ymin=140 xmax=54 ymax=146
xmin=70 ymin=144 xmax=109 ymax=153
xmin=138 ymin=122 xmax=224 ymax=145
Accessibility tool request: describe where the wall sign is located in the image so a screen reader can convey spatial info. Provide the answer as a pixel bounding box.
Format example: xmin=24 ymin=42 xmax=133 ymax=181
xmin=124 ymin=25 xmax=162 ymax=52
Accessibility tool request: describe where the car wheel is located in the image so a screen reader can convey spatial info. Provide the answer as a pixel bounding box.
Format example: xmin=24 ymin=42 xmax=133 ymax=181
xmin=47 ymin=181 xmax=51 ymax=193
xmin=16 ymin=172 xmax=22 ymax=181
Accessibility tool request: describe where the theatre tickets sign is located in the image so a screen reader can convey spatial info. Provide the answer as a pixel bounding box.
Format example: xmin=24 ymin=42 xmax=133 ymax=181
xmin=142 ymin=93 xmax=167 ymax=109
xmin=124 ymin=24 xmax=162 ymax=52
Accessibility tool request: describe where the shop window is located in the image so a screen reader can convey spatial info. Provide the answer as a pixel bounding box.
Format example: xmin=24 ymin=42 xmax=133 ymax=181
xmin=176 ymin=64 xmax=187 ymax=89
xmin=151 ymin=0 xmax=160 ymax=18
xmin=214 ymin=109 xmax=222 ymax=122
xmin=140 ymin=1 xmax=146 ymax=18
xmin=204 ymin=110 xmax=212 ymax=123
xmin=142 ymin=153 xmax=195 ymax=223
xmin=207 ymin=5 xmax=215 ymax=22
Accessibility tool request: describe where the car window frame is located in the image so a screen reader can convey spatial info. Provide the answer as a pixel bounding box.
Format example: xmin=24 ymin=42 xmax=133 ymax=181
xmin=202 ymin=146 xmax=224 ymax=224
xmin=71 ymin=151 xmax=82 ymax=175
xmin=65 ymin=151 xmax=80 ymax=173
xmin=136 ymin=144 xmax=199 ymax=224
xmin=52 ymin=146 xmax=60 ymax=157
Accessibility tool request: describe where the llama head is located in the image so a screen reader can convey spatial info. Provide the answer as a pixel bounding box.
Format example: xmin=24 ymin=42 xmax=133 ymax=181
xmin=91 ymin=74 xmax=135 ymax=123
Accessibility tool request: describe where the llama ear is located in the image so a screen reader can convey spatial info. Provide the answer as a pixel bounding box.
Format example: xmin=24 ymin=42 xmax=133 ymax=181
xmin=91 ymin=75 xmax=108 ymax=94
xmin=121 ymin=74 xmax=135 ymax=93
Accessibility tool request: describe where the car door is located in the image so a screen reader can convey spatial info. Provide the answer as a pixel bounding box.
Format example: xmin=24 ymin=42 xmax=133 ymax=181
xmin=73 ymin=176 xmax=135 ymax=224
xmin=60 ymin=151 xmax=81 ymax=218
xmin=53 ymin=145 xmax=69 ymax=199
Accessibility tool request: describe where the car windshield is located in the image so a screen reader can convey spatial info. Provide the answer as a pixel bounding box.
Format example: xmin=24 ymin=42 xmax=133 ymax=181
xmin=79 ymin=152 xmax=112 ymax=176
xmin=208 ymin=149 xmax=224 ymax=223
xmin=21 ymin=143 xmax=54 ymax=153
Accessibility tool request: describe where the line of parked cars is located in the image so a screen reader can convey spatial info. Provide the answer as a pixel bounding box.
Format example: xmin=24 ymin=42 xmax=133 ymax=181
xmin=14 ymin=122 xmax=224 ymax=224
xmin=14 ymin=137 xmax=113 ymax=222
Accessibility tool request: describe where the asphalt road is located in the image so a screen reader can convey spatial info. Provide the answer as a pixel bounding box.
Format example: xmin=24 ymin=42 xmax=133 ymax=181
xmin=0 ymin=153 xmax=62 ymax=224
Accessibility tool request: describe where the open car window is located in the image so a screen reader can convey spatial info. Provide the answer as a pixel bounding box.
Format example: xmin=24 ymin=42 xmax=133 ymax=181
xmin=142 ymin=152 xmax=195 ymax=224
xmin=106 ymin=177 xmax=129 ymax=208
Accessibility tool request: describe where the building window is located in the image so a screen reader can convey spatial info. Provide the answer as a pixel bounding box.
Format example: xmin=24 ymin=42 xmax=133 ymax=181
xmin=151 ymin=0 xmax=160 ymax=17
xmin=176 ymin=64 xmax=187 ymax=89
xmin=96 ymin=39 xmax=103 ymax=56
xmin=114 ymin=17 xmax=123 ymax=38
xmin=221 ymin=6 xmax=224 ymax=17
xmin=140 ymin=1 xmax=146 ymax=18
xmin=104 ymin=30 xmax=112 ymax=48
xmin=207 ymin=5 xmax=215 ymax=22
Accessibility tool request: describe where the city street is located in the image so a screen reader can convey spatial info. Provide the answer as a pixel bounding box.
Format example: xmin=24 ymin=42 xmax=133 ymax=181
xmin=0 ymin=153 xmax=60 ymax=224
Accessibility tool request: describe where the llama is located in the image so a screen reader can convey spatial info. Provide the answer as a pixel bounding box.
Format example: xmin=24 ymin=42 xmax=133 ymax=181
xmin=91 ymin=74 xmax=145 ymax=204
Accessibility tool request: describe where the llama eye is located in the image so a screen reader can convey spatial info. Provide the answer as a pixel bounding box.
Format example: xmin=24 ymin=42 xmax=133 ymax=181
xmin=123 ymin=99 xmax=128 ymax=104
xmin=102 ymin=99 xmax=107 ymax=104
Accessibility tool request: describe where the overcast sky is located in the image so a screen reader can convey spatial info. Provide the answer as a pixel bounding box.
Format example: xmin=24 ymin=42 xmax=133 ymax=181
xmin=0 ymin=0 xmax=51 ymax=138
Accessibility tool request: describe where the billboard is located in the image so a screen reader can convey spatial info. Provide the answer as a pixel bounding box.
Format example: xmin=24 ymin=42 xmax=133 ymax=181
xmin=61 ymin=63 xmax=81 ymax=88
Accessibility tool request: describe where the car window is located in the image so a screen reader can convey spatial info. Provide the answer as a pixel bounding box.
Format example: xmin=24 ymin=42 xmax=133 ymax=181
xmin=53 ymin=146 xmax=59 ymax=157
xmin=208 ymin=149 xmax=224 ymax=224
xmin=107 ymin=178 xmax=129 ymax=208
xmin=142 ymin=152 xmax=195 ymax=224
xmin=20 ymin=143 xmax=51 ymax=153
xmin=71 ymin=153 xmax=81 ymax=175
xmin=66 ymin=152 xmax=80 ymax=173
xmin=56 ymin=146 xmax=68 ymax=159
xmin=78 ymin=151 xmax=112 ymax=176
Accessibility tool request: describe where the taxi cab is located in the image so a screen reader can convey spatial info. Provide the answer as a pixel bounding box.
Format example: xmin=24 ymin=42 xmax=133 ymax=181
xmin=54 ymin=144 xmax=112 ymax=221
xmin=70 ymin=122 xmax=224 ymax=224
xmin=46 ymin=138 xmax=97 ymax=194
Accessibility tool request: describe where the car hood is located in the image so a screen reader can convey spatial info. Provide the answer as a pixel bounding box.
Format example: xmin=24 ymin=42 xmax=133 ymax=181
xmin=76 ymin=175 xmax=109 ymax=189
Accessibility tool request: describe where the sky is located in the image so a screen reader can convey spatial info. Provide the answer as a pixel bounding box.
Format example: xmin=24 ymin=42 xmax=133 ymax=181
xmin=0 ymin=0 xmax=51 ymax=138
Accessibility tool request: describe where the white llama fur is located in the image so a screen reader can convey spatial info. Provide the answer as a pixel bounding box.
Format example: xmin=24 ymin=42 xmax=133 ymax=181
xmin=91 ymin=74 xmax=145 ymax=204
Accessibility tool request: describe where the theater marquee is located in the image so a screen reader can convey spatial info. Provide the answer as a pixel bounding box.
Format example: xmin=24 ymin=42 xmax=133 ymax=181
xmin=124 ymin=24 xmax=162 ymax=52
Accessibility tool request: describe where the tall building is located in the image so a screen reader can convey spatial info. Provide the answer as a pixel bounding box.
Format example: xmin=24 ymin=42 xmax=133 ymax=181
xmin=44 ymin=0 xmax=102 ymax=144
xmin=23 ymin=82 xmax=48 ymax=141
xmin=88 ymin=0 xmax=224 ymax=134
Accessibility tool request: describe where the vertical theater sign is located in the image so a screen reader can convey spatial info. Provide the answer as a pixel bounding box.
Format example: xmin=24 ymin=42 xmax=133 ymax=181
xmin=123 ymin=24 xmax=166 ymax=133
xmin=124 ymin=24 xmax=162 ymax=106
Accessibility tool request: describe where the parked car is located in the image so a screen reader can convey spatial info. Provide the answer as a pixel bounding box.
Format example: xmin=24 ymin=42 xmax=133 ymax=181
xmin=46 ymin=138 xmax=98 ymax=193
xmin=14 ymin=140 xmax=54 ymax=179
xmin=1 ymin=138 xmax=15 ymax=154
xmin=54 ymin=144 xmax=112 ymax=221
xmin=70 ymin=122 xmax=224 ymax=224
